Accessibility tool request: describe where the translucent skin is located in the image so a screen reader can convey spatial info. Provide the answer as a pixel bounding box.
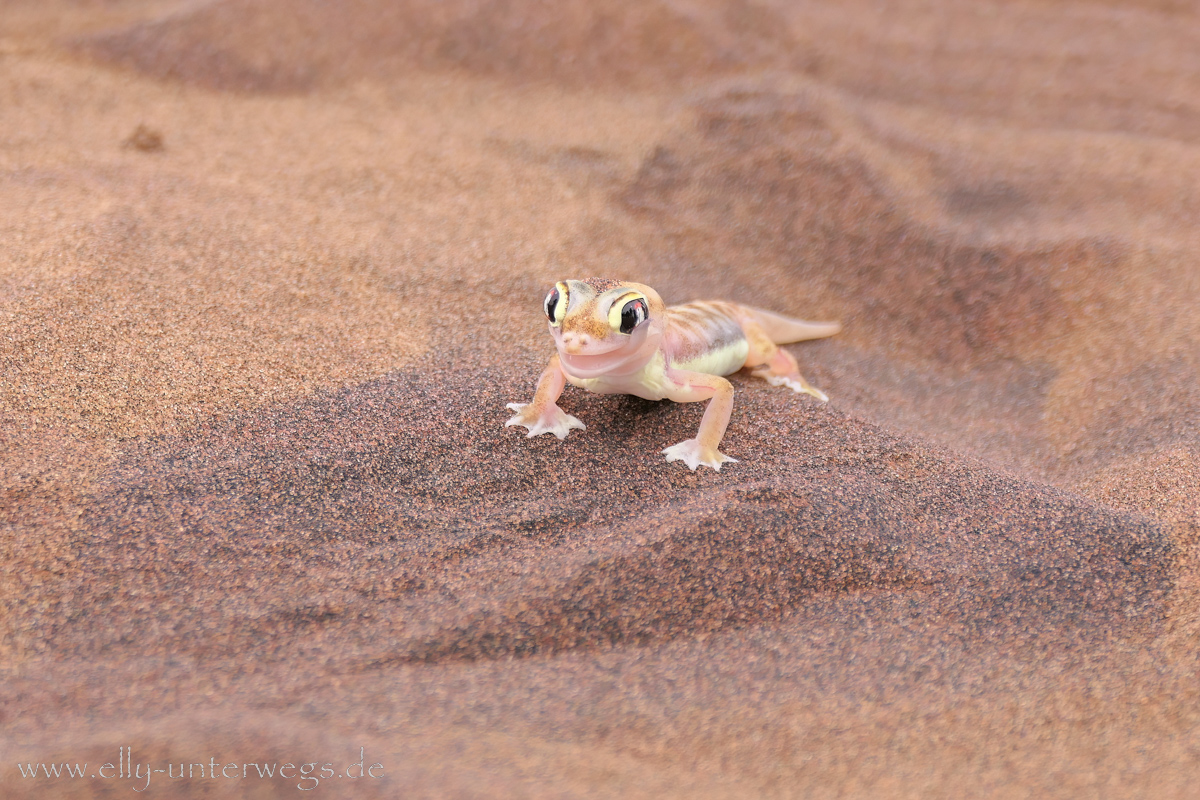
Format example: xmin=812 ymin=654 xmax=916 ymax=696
xmin=506 ymin=279 xmax=840 ymax=471
xmin=553 ymin=317 xmax=662 ymax=378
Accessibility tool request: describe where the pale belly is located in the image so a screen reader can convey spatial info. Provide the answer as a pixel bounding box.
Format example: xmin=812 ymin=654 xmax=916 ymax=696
xmin=671 ymin=339 xmax=750 ymax=378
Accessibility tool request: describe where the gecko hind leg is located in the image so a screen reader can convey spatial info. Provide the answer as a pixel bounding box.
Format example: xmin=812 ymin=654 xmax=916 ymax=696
xmin=741 ymin=319 xmax=830 ymax=402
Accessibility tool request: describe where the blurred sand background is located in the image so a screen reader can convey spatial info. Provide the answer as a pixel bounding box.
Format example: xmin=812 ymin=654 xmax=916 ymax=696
xmin=3 ymin=0 xmax=1200 ymax=796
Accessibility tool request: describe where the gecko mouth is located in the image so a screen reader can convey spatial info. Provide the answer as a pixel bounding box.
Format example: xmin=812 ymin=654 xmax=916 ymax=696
xmin=557 ymin=325 xmax=658 ymax=378
xmin=559 ymin=349 xmax=640 ymax=376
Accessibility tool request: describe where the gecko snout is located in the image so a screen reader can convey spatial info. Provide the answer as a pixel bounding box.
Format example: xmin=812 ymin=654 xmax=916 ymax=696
xmin=561 ymin=331 xmax=592 ymax=352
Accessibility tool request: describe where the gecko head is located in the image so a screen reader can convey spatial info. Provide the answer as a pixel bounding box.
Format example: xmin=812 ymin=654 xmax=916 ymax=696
xmin=543 ymin=278 xmax=665 ymax=376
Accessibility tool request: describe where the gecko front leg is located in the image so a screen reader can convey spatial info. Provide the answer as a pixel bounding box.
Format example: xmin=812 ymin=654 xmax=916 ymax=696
xmin=661 ymin=370 xmax=739 ymax=471
xmin=505 ymin=352 xmax=586 ymax=440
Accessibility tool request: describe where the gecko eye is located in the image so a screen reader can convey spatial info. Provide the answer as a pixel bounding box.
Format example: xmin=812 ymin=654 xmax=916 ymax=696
xmin=618 ymin=298 xmax=648 ymax=334
xmin=544 ymin=283 xmax=568 ymax=326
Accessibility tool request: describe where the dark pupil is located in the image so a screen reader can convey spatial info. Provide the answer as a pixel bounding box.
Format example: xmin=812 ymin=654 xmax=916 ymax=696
xmin=619 ymin=299 xmax=646 ymax=334
xmin=545 ymin=288 xmax=560 ymax=321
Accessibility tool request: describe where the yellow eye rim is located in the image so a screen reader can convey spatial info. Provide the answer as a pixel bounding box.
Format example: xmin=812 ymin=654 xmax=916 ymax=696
xmin=545 ymin=281 xmax=569 ymax=326
xmin=607 ymin=291 xmax=649 ymax=333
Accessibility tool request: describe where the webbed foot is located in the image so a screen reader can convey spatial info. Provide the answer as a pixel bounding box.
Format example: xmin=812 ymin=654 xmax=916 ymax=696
xmin=505 ymin=402 xmax=585 ymax=440
xmin=755 ymin=370 xmax=829 ymax=402
xmin=662 ymin=438 xmax=738 ymax=471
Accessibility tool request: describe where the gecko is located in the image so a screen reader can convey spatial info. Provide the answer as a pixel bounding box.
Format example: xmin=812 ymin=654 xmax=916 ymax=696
xmin=505 ymin=278 xmax=840 ymax=471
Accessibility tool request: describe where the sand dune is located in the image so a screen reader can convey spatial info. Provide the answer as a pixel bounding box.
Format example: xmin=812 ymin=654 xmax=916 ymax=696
xmin=74 ymin=0 xmax=794 ymax=92
xmin=4 ymin=0 xmax=1200 ymax=797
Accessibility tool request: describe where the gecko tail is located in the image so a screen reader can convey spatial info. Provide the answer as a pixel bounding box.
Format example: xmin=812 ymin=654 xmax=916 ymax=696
xmin=743 ymin=306 xmax=841 ymax=345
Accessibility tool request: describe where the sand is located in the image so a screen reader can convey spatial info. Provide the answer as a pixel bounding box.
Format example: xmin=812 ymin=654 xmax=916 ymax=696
xmin=2 ymin=0 xmax=1200 ymax=796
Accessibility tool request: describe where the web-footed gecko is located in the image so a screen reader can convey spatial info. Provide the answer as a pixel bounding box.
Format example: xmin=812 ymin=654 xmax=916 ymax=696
xmin=505 ymin=279 xmax=840 ymax=471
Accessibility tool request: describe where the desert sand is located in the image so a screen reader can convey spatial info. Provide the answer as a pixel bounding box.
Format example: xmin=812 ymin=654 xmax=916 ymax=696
xmin=3 ymin=0 xmax=1200 ymax=797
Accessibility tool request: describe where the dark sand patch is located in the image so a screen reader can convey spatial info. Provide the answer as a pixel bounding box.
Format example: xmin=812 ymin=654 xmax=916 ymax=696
xmin=72 ymin=0 xmax=796 ymax=93
xmin=11 ymin=365 xmax=1166 ymax=668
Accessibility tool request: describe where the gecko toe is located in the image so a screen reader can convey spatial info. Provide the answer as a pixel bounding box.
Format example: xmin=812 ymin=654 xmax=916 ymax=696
xmin=663 ymin=439 xmax=736 ymax=471
xmin=762 ymin=373 xmax=829 ymax=402
xmin=507 ymin=405 xmax=585 ymax=439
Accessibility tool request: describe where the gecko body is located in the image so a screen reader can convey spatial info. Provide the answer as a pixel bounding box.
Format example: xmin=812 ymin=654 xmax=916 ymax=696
xmin=506 ymin=279 xmax=839 ymax=471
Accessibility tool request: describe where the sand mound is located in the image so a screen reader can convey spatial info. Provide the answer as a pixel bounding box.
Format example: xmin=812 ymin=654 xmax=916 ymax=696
xmin=34 ymin=367 xmax=1166 ymax=669
xmin=611 ymin=82 xmax=1200 ymax=484
xmin=73 ymin=0 xmax=794 ymax=92
xmin=6 ymin=0 xmax=1200 ymax=796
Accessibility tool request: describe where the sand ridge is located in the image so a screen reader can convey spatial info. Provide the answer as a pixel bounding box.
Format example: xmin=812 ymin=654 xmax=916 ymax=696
xmin=4 ymin=0 xmax=1200 ymax=797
